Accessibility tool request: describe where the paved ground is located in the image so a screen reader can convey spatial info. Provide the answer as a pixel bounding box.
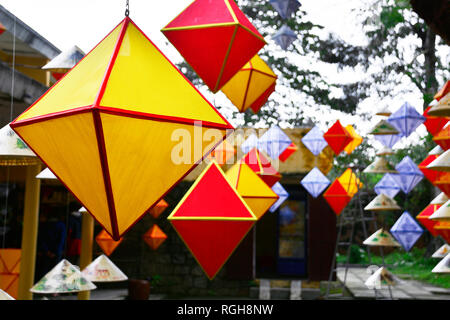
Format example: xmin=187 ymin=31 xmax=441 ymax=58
xmin=336 ymin=267 xmax=450 ymax=300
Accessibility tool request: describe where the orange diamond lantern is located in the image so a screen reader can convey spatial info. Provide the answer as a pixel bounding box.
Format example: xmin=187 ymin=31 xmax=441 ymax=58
xmin=0 ymin=249 xmax=21 ymax=299
xmin=419 ymin=155 xmax=441 ymax=184
xmin=143 ymin=225 xmax=168 ymax=250
xmin=337 ymin=168 xmax=363 ymax=198
xmin=241 ymin=148 xmax=282 ymax=187
xmin=344 ymin=125 xmax=363 ymax=155
xmin=10 ymin=18 xmax=233 ymax=240
xmin=250 ymin=83 xmax=276 ymax=114
xmin=207 ymin=140 xmax=236 ymax=166
xmin=221 ymin=55 xmax=277 ymax=113
xmin=423 ymin=106 xmax=449 ymax=136
xmin=323 ymin=120 xmax=353 ymax=156
xmin=323 ymin=179 xmax=352 ymax=216
xmin=168 ymin=161 xmax=257 ymax=279
xmin=278 ymin=142 xmax=298 ymax=162
xmin=434 ymin=222 xmax=450 ymax=243
xmin=161 ymin=0 xmax=266 ymax=93
xmin=416 ymin=204 xmax=441 ymax=237
xmin=95 ymin=230 xmax=123 ymax=256
xmin=433 ymin=124 xmax=450 ymax=150
xmin=148 ymin=199 xmax=169 ymax=219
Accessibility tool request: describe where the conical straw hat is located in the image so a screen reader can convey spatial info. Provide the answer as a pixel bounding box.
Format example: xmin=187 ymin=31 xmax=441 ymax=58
xmin=30 ymin=259 xmax=96 ymax=294
xmin=376 ymin=147 xmax=394 ymax=156
xmin=369 ymin=120 xmax=400 ymax=135
xmin=363 ymin=157 xmax=397 ymax=174
xmin=427 ymin=149 xmax=450 ymax=172
xmin=81 ymin=254 xmax=128 ymax=282
xmin=0 ymin=289 xmax=14 ymax=300
xmin=431 ymin=253 xmax=450 ymax=273
xmin=429 ymin=200 xmax=450 ymax=222
xmin=428 ymin=92 xmax=450 ymax=117
xmin=431 ymin=244 xmax=450 ymax=258
xmin=375 ymin=106 xmax=392 ymax=116
xmin=365 ymin=267 xmax=397 ymax=289
xmin=42 ymin=45 xmax=85 ymax=72
xmin=36 ymin=167 xmax=58 ymax=180
xmin=429 ymin=145 xmax=444 ymax=156
xmin=0 ymin=123 xmax=39 ymax=166
xmin=430 ymin=192 xmax=449 ymax=205
xmin=363 ymin=228 xmax=401 ymax=247
xmin=364 ymin=193 xmax=401 ymax=211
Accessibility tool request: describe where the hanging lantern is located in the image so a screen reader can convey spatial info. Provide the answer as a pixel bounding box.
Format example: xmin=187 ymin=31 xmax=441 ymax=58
xmin=240 ymin=134 xmax=259 ymax=154
xmin=429 ymin=145 xmax=444 ymax=156
xmin=148 ymin=199 xmax=169 ymax=219
xmin=419 ymin=154 xmax=442 ymax=183
xmin=434 ymin=80 xmax=450 ymax=101
xmin=269 ymin=182 xmax=289 ymax=212
xmin=143 ymin=224 xmax=168 ymax=250
xmin=225 ymin=162 xmax=279 ymax=219
xmin=363 ymin=229 xmax=401 ymax=247
xmin=363 ymin=157 xmax=396 ymax=174
xmin=434 ymin=222 xmax=450 ymax=243
xmin=428 ymin=93 xmax=450 ymax=117
xmin=369 ymin=120 xmax=399 ymax=135
xmin=423 ymin=105 xmax=449 ymax=136
xmin=241 ymin=148 xmax=281 ymax=187
xmin=432 ymin=252 xmax=450 ymax=273
xmin=278 ymin=142 xmax=298 ymax=162
xmin=95 ymin=230 xmax=123 ymax=256
xmin=390 ymin=212 xmax=423 ymax=251
xmin=221 ymin=55 xmax=277 ymax=113
xmin=81 ymin=254 xmax=128 ymax=282
xmin=393 ymin=156 xmax=424 ymax=194
xmin=300 ymin=167 xmax=330 ymax=198
xmin=11 ymin=18 xmax=233 ymax=240
xmin=42 ymin=45 xmax=85 ymax=81
xmin=365 ymin=267 xmax=397 ymax=290
xmin=387 ymin=102 xmax=425 ymax=138
xmin=0 ymin=123 xmax=39 ymax=166
xmin=364 ymin=193 xmax=401 ymax=211
xmin=0 ymin=249 xmax=21 ymax=299
xmin=161 ymin=0 xmax=266 ymax=93
xmin=433 ymin=123 xmax=450 ymax=150
xmin=168 ymin=161 xmax=257 ymax=280
xmin=30 ymin=259 xmax=96 ymax=294
xmin=376 ymin=146 xmax=395 ymax=156
xmin=433 ymin=172 xmax=450 ymax=197
xmin=0 ymin=289 xmax=14 ymax=300
xmin=375 ymin=106 xmax=392 ymax=117
xmin=374 ymin=173 xmax=401 ymax=199
xmin=0 ymin=22 xmax=5 ymax=36
xmin=323 ymin=120 xmax=353 ymax=156
xmin=416 ymin=204 xmax=441 ymax=237
xmin=374 ymin=133 xmax=402 ymax=149
xmin=427 ymin=149 xmax=450 ymax=173
xmin=337 ymin=168 xmax=363 ymax=198
xmin=323 ymin=179 xmax=352 ymax=216
xmin=301 ymin=126 xmax=328 ymax=156
xmin=207 ymin=140 xmax=236 ymax=166
xmin=269 ymin=0 xmax=302 ymax=19
xmin=429 ymin=200 xmax=450 ymax=222
xmin=431 ymin=244 xmax=450 ymax=258
xmin=250 ymin=83 xmax=277 ymax=113
xmin=272 ymin=24 xmax=297 ymax=50
xmin=344 ymin=125 xmax=363 ymax=155
xmin=258 ymin=126 xmax=292 ymax=160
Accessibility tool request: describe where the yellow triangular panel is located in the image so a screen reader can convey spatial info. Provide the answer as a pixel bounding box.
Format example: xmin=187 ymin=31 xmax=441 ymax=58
xmin=101 ymin=113 xmax=227 ymax=235
xmin=16 ymin=23 xmax=123 ymax=122
xmin=101 ymin=22 xmax=227 ymax=125
xmin=221 ymin=70 xmax=251 ymax=110
xmin=337 ymin=168 xmax=363 ymax=197
xmin=250 ymin=55 xmax=276 ymax=76
xmin=244 ymin=197 xmax=277 ymax=219
xmin=14 ymin=113 xmax=111 ymax=232
xmin=245 ymin=71 xmax=276 ymax=108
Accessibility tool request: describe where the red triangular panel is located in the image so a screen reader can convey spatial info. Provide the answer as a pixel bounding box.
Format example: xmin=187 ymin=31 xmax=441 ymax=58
xmin=250 ymin=82 xmax=276 ymax=113
xmin=242 ymin=148 xmax=281 ymax=187
xmin=227 ymin=0 xmax=262 ymax=35
xmin=279 ymin=142 xmax=297 ymax=162
xmin=423 ymin=106 xmax=449 ymax=136
xmin=416 ymin=204 xmax=440 ymax=237
xmin=419 ymin=155 xmax=440 ymax=183
xmin=323 ymin=180 xmax=352 ymax=215
xmin=323 ymin=120 xmax=353 ymax=155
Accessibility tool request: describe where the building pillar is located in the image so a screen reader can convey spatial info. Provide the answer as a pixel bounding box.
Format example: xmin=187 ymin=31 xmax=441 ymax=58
xmin=77 ymin=212 xmax=94 ymax=300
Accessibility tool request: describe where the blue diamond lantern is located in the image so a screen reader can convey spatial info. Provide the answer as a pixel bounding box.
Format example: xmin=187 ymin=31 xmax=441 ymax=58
xmin=269 ymin=182 xmax=289 ymax=212
xmin=374 ymin=132 xmax=403 ymax=149
xmin=269 ymin=0 xmax=301 ymax=19
xmin=390 ymin=211 xmax=424 ymax=251
xmin=374 ymin=173 xmax=401 ymax=199
xmin=258 ymin=125 xmax=292 ymax=159
xmin=300 ymin=167 xmax=330 ymax=198
xmin=301 ymin=126 xmax=328 ymax=156
xmin=388 ymin=102 xmax=425 ymax=138
xmin=240 ymin=134 xmax=259 ymax=154
xmin=394 ymin=156 xmax=424 ymax=194
xmin=272 ymin=24 xmax=297 ymax=50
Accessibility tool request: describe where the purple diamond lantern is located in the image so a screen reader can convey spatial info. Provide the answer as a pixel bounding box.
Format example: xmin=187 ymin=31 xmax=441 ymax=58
xmin=301 ymin=126 xmax=328 ymax=156
xmin=300 ymin=167 xmax=330 ymax=198
xmin=272 ymin=24 xmax=297 ymax=50
xmin=258 ymin=125 xmax=292 ymax=159
xmin=374 ymin=132 xmax=403 ymax=149
xmin=387 ymin=102 xmax=425 ymax=138
xmin=394 ymin=156 xmax=424 ymax=194
xmin=240 ymin=134 xmax=259 ymax=154
xmin=374 ymin=173 xmax=401 ymax=199
xmin=270 ymin=182 xmax=289 ymax=213
xmin=390 ymin=211 xmax=424 ymax=251
xmin=269 ymin=0 xmax=302 ymax=19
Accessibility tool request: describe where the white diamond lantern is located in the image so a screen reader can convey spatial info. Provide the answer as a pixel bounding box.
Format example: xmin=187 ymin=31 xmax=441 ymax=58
xmin=258 ymin=125 xmax=292 ymax=159
xmin=240 ymin=134 xmax=259 ymax=154
xmin=301 ymin=126 xmax=328 ymax=156
xmin=300 ymin=167 xmax=330 ymax=198
xmin=269 ymin=182 xmax=289 ymax=212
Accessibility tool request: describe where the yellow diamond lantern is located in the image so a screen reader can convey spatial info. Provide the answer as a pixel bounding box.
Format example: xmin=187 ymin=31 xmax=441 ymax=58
xmin=344 ymin=125 xmax=363 ymax=155
xmin=337 ymin=168 xmax=363 ymax=197
xmin=10 ymin=18 xmax=233 ymax=240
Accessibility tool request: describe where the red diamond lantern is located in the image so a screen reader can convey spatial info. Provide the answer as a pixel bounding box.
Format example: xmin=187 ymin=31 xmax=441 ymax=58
xmin=278 ymin=142 xmax=298 ymax=162
xmin=416 ymin=204 xmax=441 ymax=237
xmin=323 ymin=179 xmax=352 ymax=216
xmin=434 ymin=222 xmax=450 ymax=243
xmin=168 ymin=161 xmax=257 ymax=280
xmin=143 ymin=224 xmax=168 ymax=250
xmin=96 ymin=230 xmax=123 ymax=256
xmin=419 ymin=155 xmax=441 ymax=184
xmin=148 ymin=199 xmax=169 ymax=219
xmin=162 ymin=0 xmax=266 ymax=93
xmin=433 ymin=124 xmax=450 ymax=150
xmin=241 ymin=148 xmax=281 ymax=187
xmin=423 ymin=106 xmax=449 ymax=136
xmin=434 ymin=80 xmax=450 ymax=101
xmin=435 ymin=172 xmax=450 ymax=197
xmin=323 ymin=120 xmax=353 ymax=156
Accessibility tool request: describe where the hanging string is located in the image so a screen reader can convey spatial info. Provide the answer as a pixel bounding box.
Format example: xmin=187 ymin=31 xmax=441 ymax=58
xmin=2 ymin=16 xmax=17 ymax=249
xmin=125 ymin=0 xmax=130 ymax=17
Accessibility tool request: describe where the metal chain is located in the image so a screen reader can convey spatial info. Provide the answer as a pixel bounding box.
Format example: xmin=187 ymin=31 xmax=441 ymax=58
xmin=125 ymin=0 xmax=130 ymax=17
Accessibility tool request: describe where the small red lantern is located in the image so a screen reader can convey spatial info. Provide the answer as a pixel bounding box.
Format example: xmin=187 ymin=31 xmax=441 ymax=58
xmin=323 ymin=120 xmax=353 ymax=156
xmin=323 ymin=179 xmax=352 ymax=216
